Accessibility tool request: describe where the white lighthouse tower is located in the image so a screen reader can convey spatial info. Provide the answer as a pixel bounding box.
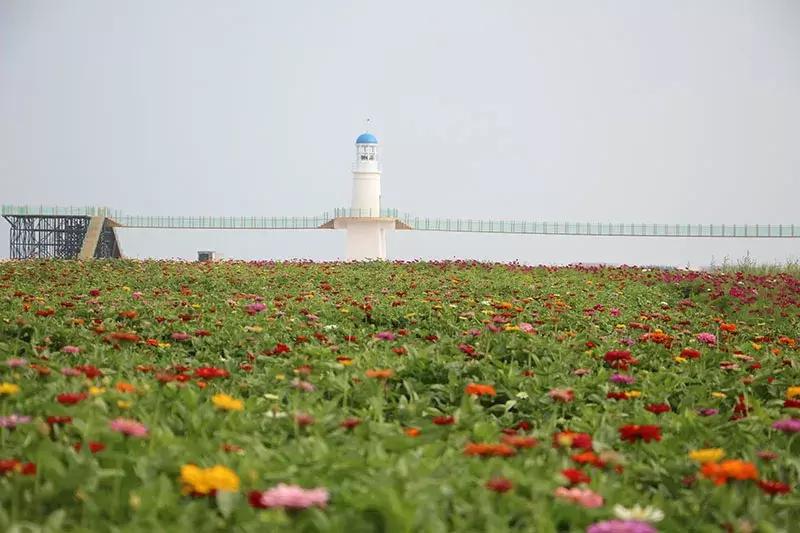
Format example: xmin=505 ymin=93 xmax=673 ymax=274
xmin=328 ymin=130 xmax=408 ymax=260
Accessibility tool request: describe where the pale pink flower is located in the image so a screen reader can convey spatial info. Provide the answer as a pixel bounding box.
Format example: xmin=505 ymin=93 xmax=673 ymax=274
xmin=518 ymin=322 xmax=535 ymax=333
xmin=291 ymin=379 xmax=315 ymax=392
xmin=171 ymin=332 xmax=191 ymax=341
xmin=610 ymin=308 xmax=621 ymax=317
xmin=62 ymin=346 xmax=81 ymax=354
xmin=255 ymin=483 xmax=329 ymax=509
xmin=554 ymin=486 xmax=604 ymax=508
xmin=109 ymin=418 xmax=148 ymax=437
xmin=61 ymin=367 xmax=82 ymax=377
xmin=132 ymin=291 xmax=143 ymax=300
xmin=5 ymin=358 xmax=28 ymax=368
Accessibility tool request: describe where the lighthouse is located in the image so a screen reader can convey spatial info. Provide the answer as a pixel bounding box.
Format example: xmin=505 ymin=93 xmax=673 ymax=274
xmin=328 ymin=130 xmax=409 ymax=260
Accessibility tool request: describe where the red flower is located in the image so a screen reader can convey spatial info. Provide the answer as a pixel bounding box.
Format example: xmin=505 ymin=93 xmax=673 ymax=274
xmin=271 ymin=343 xmax=291 ymax=355
xmin=561 ymin=468 xmax=591 ymax=485
xmin=783 ymin=399 xmax=800 ymax=409
xmin=74 ymin=365 xmax=103 ymax=379
xmin=459 ymin=343 xmax=478 ymax=357
xmin=340 ymin=418 xmax=361 ymax=430
xmin=194 ymin=367 xmax=229 ymax=379
xmin=56 ymin=392 xmax=88 ymax=405
xmin=619 ymin=424 xmax=662 ymax=443
xmin=552 ymin=430 xmax=593 ymax=450
xmin=432 ymin=415 xmax=455 ymax=426
xmin=645 ymin=403 xmax=671 ymax=414
xmin=604 ymin=350 xmax=639 ymax=370
xmin=46 ymin=416 xmax=73 ymax=425
xmin=758 ymin=480 xmax=791 ymax=495
xmin=74 ymin=441 xmax=106 ymax=454
xmin=607 ymin=392 xmax=629 ymax=401
xmin=571 ymin=451 xmax=606 ymax=468
xmin=485 ymin=477 xmax=513 ymax=493
xmin=680 ymin=348 xmax=701 ymax=359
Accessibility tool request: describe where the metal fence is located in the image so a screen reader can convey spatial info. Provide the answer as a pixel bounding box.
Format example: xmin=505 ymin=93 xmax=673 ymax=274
xmin=2 ymin=205 xmax=798 ymax=237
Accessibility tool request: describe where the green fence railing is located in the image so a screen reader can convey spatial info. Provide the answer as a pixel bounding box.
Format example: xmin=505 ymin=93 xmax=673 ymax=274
xmin=2 ymin=205 xmax=798 ymax=238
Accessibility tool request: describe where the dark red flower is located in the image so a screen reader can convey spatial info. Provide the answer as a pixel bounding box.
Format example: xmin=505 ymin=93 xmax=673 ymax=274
xmin=340 ymin=418 xmax=361 ymax=430
xmin=607 ymin=392 xmax=629 ymax=401
xmin=680 ymin=348 xmax=701 ymax=359
xmin=645 ymin=403 xmax=671 ymax=414
xmin=432 ymin=415 xmax=455 ymax=426
xmin=74 ymin=365 xmax=103 ymax=379
xmin=784 ymin=399 xmax=800 ymax=409
xmin=485 ymin=477 xmax=513 ymax=493
xmin=248 ymin=490 xmax=268 ymax=508
xmin=758 ymin=480 xmax=791 ymax=495
xmin=46 ymin=416 xmax=73 ymax=425
xmin=619 ymin=424 xmax=662 ymax=443
xmin=74 ymin=441 xmax=106 ymax=454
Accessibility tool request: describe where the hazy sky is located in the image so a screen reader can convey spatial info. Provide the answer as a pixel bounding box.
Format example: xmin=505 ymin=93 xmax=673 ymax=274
xmin=1 ymin=1 xmax=799 ymax=265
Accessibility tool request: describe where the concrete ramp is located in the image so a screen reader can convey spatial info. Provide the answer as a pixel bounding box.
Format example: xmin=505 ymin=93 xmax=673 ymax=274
xmin=78 ymin=216 xmax=104 ymax=259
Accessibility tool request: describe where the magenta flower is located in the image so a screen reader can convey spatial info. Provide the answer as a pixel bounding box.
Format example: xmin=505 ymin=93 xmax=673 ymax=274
xmin=109 ymin=418 xmax=149 ymax=437
xmin=61 ymin=346 xmax=81 ymax=354
xmin=0 ymin=414 xmax=32 ymax=429
xmin=610 ymin=374 xmax=636 ymax=385
xmin=696 ymin=332 xmax=717 ymax=345
xmin=5 ymin=358 xmax=28 ymax=368
xmin=245 ymin=302 xmax=267 ymax=314
xmin=587 ymin=520 xmax=657 ymax=533
xmin=373 ymin=331 xmax=396 ymax=341
xmin=251 ymin=483 xmax=329 ymax=509
xmin=620 ymin=338 xmax=635 ymax=347
xmin=772 ymin=419 xmax=800 ymax=433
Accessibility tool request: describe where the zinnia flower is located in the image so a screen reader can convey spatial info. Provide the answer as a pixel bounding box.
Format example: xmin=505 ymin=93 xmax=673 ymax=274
xmin=249 ymin=483 xmax=328 ymax=509
xmin=549 ymin=388 xmax=574 ymax=402
xmin=0 ymin=383 xmax=21 ymax=396
xmin=4 ymin=358 xmax=27 ymax=368
xmin=212 ymin=393 xmax=244 ymax=411
xmin=109 ymin=418 xmax=148 ymax=437
xmin=587 ymin=520 xmax=658 ymax=533
xmin=619 ymin=425 xmax=661 ymax=443
xmin=696 ymin=332 xmax=717 ymax=345
xmin=688 ymin=448 xmax=725 ymax=463
xmin=613 ymin=505 xmax=665 ymax=523
xmin=486 ymin=477 xmax=513 ymax=493
xmin=180 ymin=464 xmax=240 ymax=495
xmin=61 ymin=345 xmax=81 ymax=354
xmin=554 ymin=487 xmax=603 ymax=508
xmin=772 ymin=419 xmax=800 ymax=433
xmin=465 ymin=383 xmax=496 ymax=396
xmin=0 ymin=414 xmax=31 ymax=429
xmin=610 ymin=374 xmax=636 ymax=385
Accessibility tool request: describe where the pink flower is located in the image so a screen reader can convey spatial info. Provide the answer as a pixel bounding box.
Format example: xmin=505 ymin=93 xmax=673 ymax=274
xmin=518 ymin=322 xmax=535 ymax=333
xmin=61 ymin=367 xmax=82 ymax=377
xmin=171 ymin=332 xmax=191 ymax=341
xmin=109 ymin=418 xmax=149 ymax=437
xmin=610 ymin=308 xmax=621 ymax=317
xmin=249 ymin=483 xmax=329 ymax=509
xmin=772 ymin=419 xmax=800 ymax=433
xmin=245 ymin=302 xmax=266 ymax=314
xmin=374 ymin=331 xmax=396 ymax=341
xmin=62 ymin=346 xmax=81 ymax=354
xmin=549 ymin=388 xmax=574 ymax=402
xmin=5 ymin=358 xmax=28 ymax=368
xmin=554 ymin=486 xmax=604 ymax=508
xmin=696 ymin=332 xmax=717 ymax=345
xmin=132 ymin=291 xmax=143 ymax=300
xmin=610 ymin=374 xmax=636 ymax=385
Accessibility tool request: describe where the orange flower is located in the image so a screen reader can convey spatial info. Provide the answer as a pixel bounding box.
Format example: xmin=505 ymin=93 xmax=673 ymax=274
xmin=700 ymin=460 xmax=758 ymax=485
xmin=501 ymin=434 xmax=538 ymax=449
xmin=465 ymin=383 xmax=496 ymax=396
xmin=720 ymin=323 xmax=737 ymax=333
xmin=115 ymin=382 xmax=136 ymax=393
xmin=404 ymin=427 xmax=421 ymax=437
xmin=464 ymin=442 xmax=516 ymax=457
xmin=365 ymin=369 xmax=394 ymax=379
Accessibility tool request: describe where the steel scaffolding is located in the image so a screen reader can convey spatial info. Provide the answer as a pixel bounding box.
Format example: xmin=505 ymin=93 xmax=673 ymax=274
xmin=3 ymin=215 xmax=121 ymax=259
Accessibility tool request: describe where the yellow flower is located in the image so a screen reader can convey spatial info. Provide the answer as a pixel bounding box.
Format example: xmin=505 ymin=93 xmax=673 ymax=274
xmin=212 ymin=393 xmax=244 ymax=412
xmin=503 ymin=324 xmax=519 ymax=332
xmin=751 ymin=342 xmax=762 ymax=351
xmin=244 ymin=325 xmax=263 ymax=333
xmin=117 ymin=400 xmax=132 ymax=409
xmin=711 ymin=392 xmax=727 ymax=399
xmin=689 ymin=448 xmax=725 ymax=463
xmin=625 ymin=390 xmax=642 ymax=399
xmin=673 ymin=356 xmax=687 ymax=364
xmin=0 ymin=382 xmax=20 ymax=395
xmin=157 ymin=342 xmax=171 ymax=349
xmin=122 ymin=286 xmax=131 ymax=292
xmin=275 ymin=373 xmax=285 ymax=381
xmin=787 ymin=387 xmax=800 ymax=400
xmin=180 ymin=464 xmax=239 ymax=495
xmin=615 ymin=324 xmax=627 ymax=330
xmin=89 ymin=386 xmax=106 ymax=396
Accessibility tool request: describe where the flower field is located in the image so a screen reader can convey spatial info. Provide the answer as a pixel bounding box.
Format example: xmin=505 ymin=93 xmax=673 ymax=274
xmin=1 ymin=260 xmax=799 ymax=532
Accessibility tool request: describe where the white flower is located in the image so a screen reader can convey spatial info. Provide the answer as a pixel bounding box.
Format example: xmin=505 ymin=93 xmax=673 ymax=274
xmin=515 ymin=391 xmax=529 ymax=400
xmin=613 ymin=504 xmax=664 ymax=523
xmin=323 ymin=324 xmax=339 ymax=331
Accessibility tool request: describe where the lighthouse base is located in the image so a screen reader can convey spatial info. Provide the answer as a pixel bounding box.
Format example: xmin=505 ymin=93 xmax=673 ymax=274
xmin=345 ymin=219 xmax=394 ymax=260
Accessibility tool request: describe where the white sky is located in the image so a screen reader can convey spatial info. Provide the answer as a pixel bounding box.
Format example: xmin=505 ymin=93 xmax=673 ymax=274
xmin=1 ymin=1 xmax=799 ymax=266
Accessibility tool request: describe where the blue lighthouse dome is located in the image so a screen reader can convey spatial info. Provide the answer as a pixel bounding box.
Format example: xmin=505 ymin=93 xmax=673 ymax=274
xmin=356 ymin=132 xmax=378 ymax=144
